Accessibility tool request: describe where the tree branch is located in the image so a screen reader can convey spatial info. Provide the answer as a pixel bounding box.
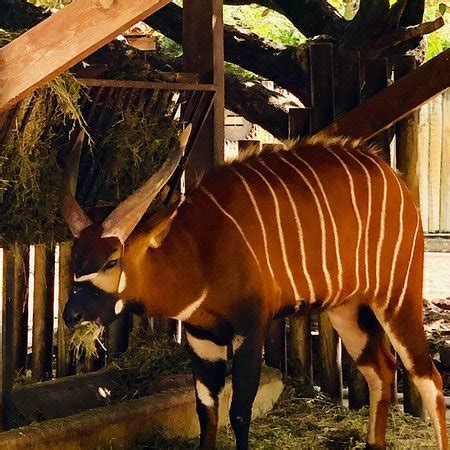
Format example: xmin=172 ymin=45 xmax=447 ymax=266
xmin=223 ymin=0 xmax=346 ymax=38
xmin=360 ymin=16 xmax=445 ymax=57
xmin=146 ymin=3 xmax=310 ymax=100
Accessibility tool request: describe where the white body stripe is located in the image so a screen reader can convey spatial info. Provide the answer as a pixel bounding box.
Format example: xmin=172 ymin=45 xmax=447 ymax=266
xmin=172 ymin=289 xmax=208 ymax=321
xmin=260 ymin=160 xmax=315 ymax=301
xmin=230 ymin=167 xmax=276 ymax=283
xmin=246 ymin=163 xmax=300 ymax=301
xmin=187 ymin=332 xmax=227 ymax=361
xmin=386 ymin=174 xmax=405 ymax=304
xmin=358 ymin=151 xmax=387 ymax=299
xmin=293 ymin=153 xmax=343 ymax=303
xmin=201 ymin=187 xmax=262 ymax=273
xmin=346 ymin=151 xmax=372 ymax=294
xmin=325 ymin=148 xmax=363 ymax=299
xmin=279 ymin=154 xmax=332 ymax=301
xmin=395 ymin=208 xmax=420 ymax=314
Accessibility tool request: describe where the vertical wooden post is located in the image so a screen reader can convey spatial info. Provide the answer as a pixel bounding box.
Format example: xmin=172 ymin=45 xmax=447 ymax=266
xmin=183 ymin=0 xmax=225 ymax=185
xmin=441 ymin=90 xmax=450 ymax=231
xmin=287 ymin=107 xmax=313 ymax=381
xmin=310 ymin=43 xmax=343 ymax=402
xmin=32 ymin=244 xmax=55 ymax=382
xmin=264 ymin=318 xmax=286 ymax=372
xmin=335 ymin=50 xmax=370 ymax=409
xmin=393 ymin=56 xmax=419 ymax=203
xmin=11 ymin=244 xmax=29 ymax=375
xmin=363 ymin=58 xmax=391 ymax=162
xmin=106 ymin=314 xmax=129 ymax=361
xmin=57 ymin=243 xmax=75 ymax=377
xmin=1 ymin=249 xmax=15 ymax=430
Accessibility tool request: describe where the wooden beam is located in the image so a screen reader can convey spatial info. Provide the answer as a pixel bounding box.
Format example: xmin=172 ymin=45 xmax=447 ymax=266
xmin=79 ymin=79 xmax=216 ymax=91
xmin=183 ymin=0 xmax=225 ymax=187
xmin=0 ymin=0 xmax=170 ymax=111
xmin=320 ymin=49 xmax=450 ymax=141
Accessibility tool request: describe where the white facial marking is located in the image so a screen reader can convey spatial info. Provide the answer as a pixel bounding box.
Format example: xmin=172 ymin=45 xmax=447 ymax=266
xmin=114 ymin=300 xmax=124 ymax=315
xmin=186 ymin=332 xmax=227 ymax=362
xmin=172 ymin=289 xmax=208 ymax=322
xmin=118 ymin=271 xmax=127 ymax=294
xmin=74 ymin=272 xmax=98 ymax=282
xmin=232 ymin=335 xmax=245 ymax=354
xmin=195 ymin=380 xmax=215 ymax=407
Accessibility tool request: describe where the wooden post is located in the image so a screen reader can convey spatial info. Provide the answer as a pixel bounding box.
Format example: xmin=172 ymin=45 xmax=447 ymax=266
xmin=428 ymin=94 xmax=443 ymax=232
xmin=394 ymin=56 xmax=420 ymax=203
xmin=310 ymin=43 xmax=343 ymax=402
xmin=441 ymin=90 xmax=450 ymax=232
xmin=289 ymin=313 xmax=312 ymax=381
xmin=1 ymin=249 xmax=15 ymax=430
xmin=364 ymin=58 xmax=391 ymax=162
xmin=57 ymin=243 xmax=75 ymax=377
xmin=183 ymin=0 xmax=225 ymax=186
xmin=264 ymin=318 xmax=286 ymax=373
xmin=335 ymin=50 xmax=370 ymax=408
xmin=11 ymin=244 xmax=29 ymax=375
xmin=32 ymin=244 xmax=55 ymax=382
xmin=106 ymin=314 xmax=129 ymax=361
xmin=287 ymin=107 xmax=313 ymax=381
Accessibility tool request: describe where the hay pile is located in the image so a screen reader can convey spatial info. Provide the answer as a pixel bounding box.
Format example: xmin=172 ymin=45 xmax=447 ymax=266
xmin=0 ymin=32 xmax=180 ymax=245
xmin=139 ymin=378 xmax=436 ymax=449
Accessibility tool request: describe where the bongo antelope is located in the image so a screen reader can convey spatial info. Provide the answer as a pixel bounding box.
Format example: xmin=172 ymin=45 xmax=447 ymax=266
xmin=62 ymin=130 xmax=447 ymax=450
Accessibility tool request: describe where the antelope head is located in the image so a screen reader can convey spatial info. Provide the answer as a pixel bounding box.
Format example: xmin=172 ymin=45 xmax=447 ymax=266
xmin=61 ymin=126 xmax=191 ymax=327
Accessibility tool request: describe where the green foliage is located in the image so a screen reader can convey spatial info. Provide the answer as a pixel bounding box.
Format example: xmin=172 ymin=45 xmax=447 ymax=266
xmin=223 ymin=4 xmax=305 ymax=46
xmin=424 ymin=0 xmax=450 ymax=60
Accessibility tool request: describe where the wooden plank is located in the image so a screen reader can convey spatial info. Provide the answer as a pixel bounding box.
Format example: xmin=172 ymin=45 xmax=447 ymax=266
xmin=364 ymin=58 xmax=391 ymax=162
xmin=1 ymin=249 xmax=15 ymax=430
xmin=32 ymin=245 xmax=55 ymax=382
xmin=264 ymin=318 xmax=286 ymax=373
xmin=394 ymin=57 xmax=420 ymax=203
xmin=418 ymin=104 xmax=430 ymax=231
xmin=428 ymin=95 xmax=443 ymax=232
xmin=78 ymin=78 xmax=216 ymax=92
xmin=0 ymin=0 xmax=171 ymax=111
xmin=440 ymin=90 xmax=450 ymax=232
xmin=183 ymin=0 xmax=225 ymax=186
xmin=288 ymin=108 xmax=311 ymax=139
xmin=318 ymin=313 xmax=343 ymax=402
xmin=310 ymin=43 xmax=342 ymax=402
xmin=320 ymin=49 xmax=450 ymax=141
xmin=289 ymin=313 xmax=312 ymax=380
xmin=56 ymin=243 xmax=75 ymax=378
xmin=310 ymin=43 xmax=335 ymax=131
xmin=11 ymin=244 xmax=29 ymax=375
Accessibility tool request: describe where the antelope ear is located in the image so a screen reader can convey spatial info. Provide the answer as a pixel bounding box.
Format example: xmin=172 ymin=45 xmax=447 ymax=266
xmin=148 ymin=209 xmax=177 ymax=248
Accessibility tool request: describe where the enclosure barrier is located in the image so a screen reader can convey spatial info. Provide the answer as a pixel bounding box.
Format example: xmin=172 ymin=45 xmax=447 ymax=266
xmin=1 ymin=44 xmax=448 ymax=432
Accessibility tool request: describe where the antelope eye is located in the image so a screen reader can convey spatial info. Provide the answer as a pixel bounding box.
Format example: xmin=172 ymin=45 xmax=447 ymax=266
xmin=104 ymin=259 xmax=119 ymax=271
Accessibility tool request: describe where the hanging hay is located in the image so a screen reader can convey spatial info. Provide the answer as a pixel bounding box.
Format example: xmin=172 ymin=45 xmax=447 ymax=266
xmin=69 ymin=322 xmax=105 ymax=359
xmin=109 ymin=331 xmax=191 ymax=400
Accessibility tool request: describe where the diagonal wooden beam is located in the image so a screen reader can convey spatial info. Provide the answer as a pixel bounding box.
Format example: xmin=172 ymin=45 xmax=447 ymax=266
xmin=0 ymin=0 xmax=170 ymax=111
xmin=319 ymin=48 xmax=450 ymax=141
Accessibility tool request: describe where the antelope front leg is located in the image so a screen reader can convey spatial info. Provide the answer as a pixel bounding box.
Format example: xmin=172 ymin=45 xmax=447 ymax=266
xmin=229 ymin=328 xmax=265 ymax=450
xmin=186 ymin=330 xmax=227 ymax=450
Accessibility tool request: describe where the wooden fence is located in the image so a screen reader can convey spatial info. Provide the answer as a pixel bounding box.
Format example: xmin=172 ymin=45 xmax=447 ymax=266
xmin=0 ymin=44 xmax=446 ymax=431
